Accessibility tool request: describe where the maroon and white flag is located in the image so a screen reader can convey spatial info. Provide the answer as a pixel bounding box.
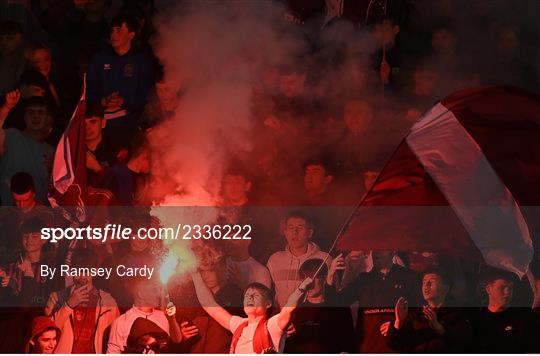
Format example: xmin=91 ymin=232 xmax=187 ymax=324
xmin=48 ymin=93 xmax=87 ymax=222
xmin=337 ymin=86 xmax=539 ymax=277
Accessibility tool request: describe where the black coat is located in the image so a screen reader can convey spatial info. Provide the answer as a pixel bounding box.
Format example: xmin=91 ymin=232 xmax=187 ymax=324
xmin=386 ymin=306 xmax=473 ymax=352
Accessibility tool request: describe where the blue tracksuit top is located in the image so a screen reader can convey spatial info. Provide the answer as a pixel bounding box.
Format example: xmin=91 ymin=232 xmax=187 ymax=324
xmin=87 ymin=47 xmax=154 ymax=127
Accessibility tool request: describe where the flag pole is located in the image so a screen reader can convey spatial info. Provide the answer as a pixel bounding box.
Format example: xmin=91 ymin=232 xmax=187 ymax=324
xmin=311 ymin=111 xmax=428 ymax=280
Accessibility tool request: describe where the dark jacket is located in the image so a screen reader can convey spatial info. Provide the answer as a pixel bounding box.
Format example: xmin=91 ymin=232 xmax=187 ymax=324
xmin=386 ymin=306 xmax=473 ymax=352
xmin=333 ymin=264 xmax=421 ymax=353
xmin=87 ymin=48 xmax=154 ymax=127
xmin=284 ymin=300 xmax=355 ymax=353
xmin=170 ymin=280 xmax=244 ymax=354
xmin=470 ymin=307 xmax=537 ymax=353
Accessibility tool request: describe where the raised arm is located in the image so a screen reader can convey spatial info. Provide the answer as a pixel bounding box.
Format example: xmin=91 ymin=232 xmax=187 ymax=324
xmin=165 ymin=303 xmax=183 ymax=343
xmin=277 ymin=277 xmax=312 ymax=331
xmin=191 ymin=272 xmax=233 ymax=330
xmin=0 ymin=90 xmax=20 ymax=155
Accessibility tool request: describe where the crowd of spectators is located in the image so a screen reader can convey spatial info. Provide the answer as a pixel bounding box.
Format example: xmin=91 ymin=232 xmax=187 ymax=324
xmin=0 ymin=0 xmax=538 ymax=353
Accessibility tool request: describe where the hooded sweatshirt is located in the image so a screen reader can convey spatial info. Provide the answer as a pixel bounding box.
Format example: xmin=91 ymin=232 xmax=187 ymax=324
xmin=125 ymin=317 xmax=169 ymax=353
xmin=107 ymin=306 xmax=169 ymax=354
xmin=45 ymin=287 xmax=119 ymax=354
xmin=25 ymin=316 xmax=61 ymax=353
xmin=267 ymin=242 xmax=331 ymax=307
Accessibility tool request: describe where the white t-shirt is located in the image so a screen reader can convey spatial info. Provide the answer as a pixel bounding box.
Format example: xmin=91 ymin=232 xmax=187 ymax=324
xmin=227 ymin=257 xmax=272 ymax=289
xmin=229 ymin=315 xmax=285 ymax=354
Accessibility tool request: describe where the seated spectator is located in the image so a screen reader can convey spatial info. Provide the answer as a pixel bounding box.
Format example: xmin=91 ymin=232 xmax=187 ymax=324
xmin=0 ymin=21 xmax=26 ymax=96
xmin=44 ymin=248 xmax=120 ymax=353
xmin=191 ymin=270 xmax=313 ymax=353
xmin=284 ymin=258 xmax=355 ymax=353
xmin=107 ymin=277 xmax=179 ymax=353
xmin=470 ymin=268 xmax=536 ymax=353
xmin=87 ymin=13 xmax=154 ymax=129
xmin=328 ymin=250 xmax=421 ymax=352
xmin=0 ymin=93 xmax=54 ymax=205
xmin=302 ymin=157 xmax=335 ymax=205
xmin=225 ymin=238 xmax=272 ymax=289
xmin=220 ymin=167 xmax=252 ymax=207
xmin=385 ymin=268 xmax=473 ymax=352
xmin=217 ymin=166 xmax=254 ymax=225
xmin=267 ymin=210 xmax=331 ymax=307
xmin=24 ymin=316 xmax=60 ymax=354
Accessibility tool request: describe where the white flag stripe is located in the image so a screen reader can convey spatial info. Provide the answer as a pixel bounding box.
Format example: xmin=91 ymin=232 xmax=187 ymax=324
xmin=407 ymin=103 xmax=533 ymax=277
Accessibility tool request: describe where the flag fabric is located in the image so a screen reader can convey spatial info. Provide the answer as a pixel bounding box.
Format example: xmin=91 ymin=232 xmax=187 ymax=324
xmin=337 ymin=86 xmax=539 ymax=277
xmin=48 ymin=97 xmax=87 ymax=222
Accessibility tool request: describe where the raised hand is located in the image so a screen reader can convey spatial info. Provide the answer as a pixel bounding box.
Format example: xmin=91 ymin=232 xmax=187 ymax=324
xmin=327 ymin=253 xmax=346 ymax=285
xmin=394 ymin=297 xmax=408 ymax=329
xmin=298 ymin=277 xmax=314 ymax=292
xmin=423 ymin=306 xmax=445 ymax=334
xmin=380 ymin=59 xmax=391 ymax=85
xmin=67 ymin=284 xmax=90 ymax=308
xmin=17 ymin=259 xmax=34 ymax=278
xmin=4 ymin=90 xmax=21 ymax=110
xmin=165 ymin=303 xmax=176 ymax=317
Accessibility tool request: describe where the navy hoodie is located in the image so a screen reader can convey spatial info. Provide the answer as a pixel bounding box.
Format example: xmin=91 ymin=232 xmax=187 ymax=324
xmin=87 ymin=48 xmax=154 ymax=127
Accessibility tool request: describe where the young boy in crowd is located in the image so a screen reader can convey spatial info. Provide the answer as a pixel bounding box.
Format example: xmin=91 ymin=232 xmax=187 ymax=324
xmin=284 ymin=258 xmax=355 ymax=353
xmin=385 ymin=268 xmax=473 ymax=352
xmin=267 ymin=210 xmax=330 ymax=307
xmin=191 ymin=269 xmax=313 ymax=353
xmin=0 ymin=92 xmax=54 ymax=205
xmin=24 ymin=316 xmax=60 ymax=354
xmin=470 ymin=268 xmax=536 ymax=353
xmin=87 ymin=13 xmax=154 ymax=129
